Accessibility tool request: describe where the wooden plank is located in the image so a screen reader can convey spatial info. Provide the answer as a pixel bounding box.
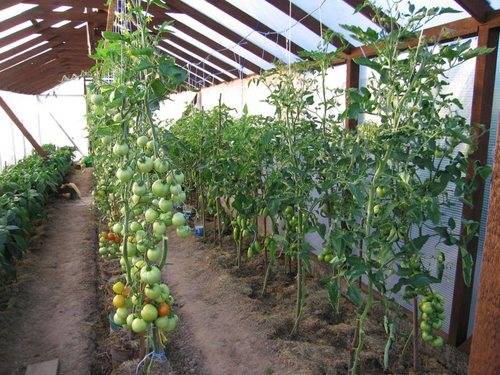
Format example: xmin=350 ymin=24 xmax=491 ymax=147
xmin=345 ymin=58 xmax=359 ymax=130
xmin=204 ymin=0 xmax=301 ymax=56
xmin=0 ymin=96 xmax=47 ymax=158
xmin=454 ymin=0 xmax=494 ymax=23
xmin=448 ymin=25 xmax=500 ymax=347
xmin=263 ymin=0 xmax=352 ymax=50
xmin=163 ymin=0 xmax=278 ymax=63
xmin=468 ymin=117 xmax=500 ymax=374
xmin=25 ymin=359 xmax=59 ymax=375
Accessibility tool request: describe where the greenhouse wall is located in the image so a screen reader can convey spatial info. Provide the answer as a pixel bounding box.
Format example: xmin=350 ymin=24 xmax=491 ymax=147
xmin=0 ymin=79 xmax=89 ymax=169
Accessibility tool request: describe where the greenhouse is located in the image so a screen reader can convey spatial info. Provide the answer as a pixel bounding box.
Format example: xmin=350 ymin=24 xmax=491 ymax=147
xmin=0 ymin=0 xmax=499 ymax=374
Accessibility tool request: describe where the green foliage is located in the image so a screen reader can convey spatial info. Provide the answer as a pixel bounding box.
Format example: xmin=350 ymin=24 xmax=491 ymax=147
xmin=0 ymin=145 xmax=73 ymax=281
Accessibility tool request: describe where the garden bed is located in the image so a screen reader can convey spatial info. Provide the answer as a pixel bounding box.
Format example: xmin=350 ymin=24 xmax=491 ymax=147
xmin=164 ymin=220 xmax=468 ymax=374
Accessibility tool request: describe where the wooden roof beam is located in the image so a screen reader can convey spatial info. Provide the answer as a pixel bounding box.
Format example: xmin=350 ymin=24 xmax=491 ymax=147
xmin=161 ymin=0 xmax=278 ymax=63
xmin=151 ymin=11 xmax=262 ymax=74
xmin=163 ymin=33 xmax=245 ymax=78
xmin=263 ymin=0 xmax=352 ymax=51
xmin=454 ymin=0 xmax=494 ymax=23
xmin=158 ymin=41 xmax=232 ymax=81
xmin=343 ymin=0 xmax=397 ymax=31
xmin=203 ymin=0 xmax=301 ymax=56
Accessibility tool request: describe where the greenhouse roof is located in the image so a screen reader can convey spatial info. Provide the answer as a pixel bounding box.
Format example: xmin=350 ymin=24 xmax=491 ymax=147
xmin=0 ymin=0 xmax=499 ymax=94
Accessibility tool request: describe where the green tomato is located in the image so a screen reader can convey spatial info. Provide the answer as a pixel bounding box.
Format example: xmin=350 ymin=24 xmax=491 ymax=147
xmin=137 ymin=157 xmax=154 ymax=174
xmin=126 ymin=314 xmax=135 ymax=327
xmin=132 ymin=182 xmax=147 ymax=196
xmin=166 ymin=174 xmax=174 ymax=184
xmin=112 ymin=222 xmax=123 ymax=234
xmin=176 ymin=225 xmax=191 ymax=238
xmin=141 ymin=304 xmax=158 ymax=322
xmin=130 ymin=221 xmax=142 ymax=232
xmin=421 ymin=302 xmax=434 ymax=314
xmin=170 ymin=184 xmax=182 ymax=195
xmin=376 ymin=186 xmax=386 ymax=197
xmin=172 ymin=192 xmax=185 ymax=205
xmin=91 ymin=93 xmax=103 ymax=105
xmin=152 ymin=180 xmax=169 ymax=197
xmin=174 ymin=172 xmax=185 ymax=184
xmin=421 ymin=331 xmax=434 ymax=342
xmin=420 ymin=321 xmax=431 ymax=333
xmin=140 ymin=265 xmax=161 ymax=284
xmin=116 ymin=307 xmax=129 ymax=320
xmin=102 ymin=135 xmax=112 ymax=146
xmin=135 ymin=229 xmax=147 ymax=242
xmin=431 ymin=336 xmax=444 ymax=348
xmin=372 ymin=204 xmax=381 ymax=214
xmin=158 ymin=198 xmax=173 ymax=213
xmin=136 ymin=135 xmax=149 ymax=148
xmin=154 ymin=158 xmax=169 ymax=173
xmin=172 ymin=212 xmax=186 ymax=227
xmin=116 ymin=166 xmax=133 ymax=182
xmin=113 ymin=312 xmax=126 ymax=326
xmin=147 ymin=248 xmax=162 ymax=262
xmin=155 ymin=315 xmax=177 ymax=332
xmin=131 ymin=318 xmax=148 ymax=333
xmin=153 ymin=221 xmax=167 ymax=237
xmin=145 ymin=285 xmax=160 ymax=299
xmin=145 ymin=208 xmax=159 ymax=223
xmin=112 ymin=143 xmax=129 ymax=157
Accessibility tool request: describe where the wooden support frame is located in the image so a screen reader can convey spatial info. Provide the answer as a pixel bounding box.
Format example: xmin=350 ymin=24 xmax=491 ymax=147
xmin=454 ymin=0 xmax=494 ymax=23
xmin=448 ymin=25 xmax=500 ymax=347
xmin=0 ymin=96 xmax=47 ymax=157
xmin=468 ymin=116 xmax=500 ymax=374
xmin=345 ymin=58 xmax=359 ymax=130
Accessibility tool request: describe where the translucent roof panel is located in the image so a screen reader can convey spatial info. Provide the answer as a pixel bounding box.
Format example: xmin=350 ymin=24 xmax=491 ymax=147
xmin=0 ymin=3 xmax=38 ymax=22
xmin=170 ymin=27 xmax=253 ymax=75
xmin=163 ymin=38 xmax=238 ymax=79
xmin=157 ymin=45 xmax=224 ymax=83
xmin=167 ymin=12 xmax=273 ymax=70
xmin=0 ymin=40 xmax=48 ymax=65
xmin=487 ymin=0 xmax=500 ymax=9
xmin=0 ymin=21 xmax=33 ymax=40
xmin=0 ymin=34 xmax=41 ymax=54
xmin=181 ymin=0 xmax=299 ymax=63
xmin=371 ymin=0 xmax=468 ymax=28
xmin=291 ymin=0 xmax=382 ymax=47
xmin=225 ymin=0 xmax=335 ymax=52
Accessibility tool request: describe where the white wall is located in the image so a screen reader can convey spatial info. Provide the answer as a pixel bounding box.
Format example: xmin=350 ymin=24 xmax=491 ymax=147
xmin=0 ymin=79 xmax=88 ymax=169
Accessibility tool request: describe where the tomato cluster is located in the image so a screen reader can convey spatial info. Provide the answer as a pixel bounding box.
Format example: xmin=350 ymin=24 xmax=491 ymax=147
xmin=419 ymin=292 xmax=445 ymax=348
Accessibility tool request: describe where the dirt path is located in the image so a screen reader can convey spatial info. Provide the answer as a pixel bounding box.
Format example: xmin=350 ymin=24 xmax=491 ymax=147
xmin=165 ymin=228 xmax=292 ymax=375
xmin=0 ymin=168 xmax=99 ymax=374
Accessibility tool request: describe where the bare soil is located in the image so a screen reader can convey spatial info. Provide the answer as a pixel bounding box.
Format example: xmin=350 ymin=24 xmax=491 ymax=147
xmin=164 ymin=221 xmax=468 ymax=375
xmin=0 ymin=168 xmax=99 ymax=374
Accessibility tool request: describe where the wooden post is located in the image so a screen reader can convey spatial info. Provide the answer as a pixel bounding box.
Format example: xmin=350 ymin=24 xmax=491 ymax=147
xmin=448 ymin=25 xmax=499 ymax=346
xmin=106 ymin=0 xmax=117 ymax=32
xmin=0 ymin=96 xmax=47 ymax=158
xmin=345 ymin=58 xmax=359 ymax=130
xmin=468 ymin=118 xmax=500 ymax=375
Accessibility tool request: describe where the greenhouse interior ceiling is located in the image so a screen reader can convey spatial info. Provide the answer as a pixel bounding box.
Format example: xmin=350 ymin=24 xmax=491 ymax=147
xmin=0 ymin=0 xmax=499 ymax=93
xmin=0 ymin=0 xmax=499 ymax=374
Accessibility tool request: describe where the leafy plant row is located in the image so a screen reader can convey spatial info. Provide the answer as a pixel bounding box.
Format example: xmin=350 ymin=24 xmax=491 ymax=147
xmin=166 ymin=5 xmax=492 ymax=373
xmin=0 ymin=145 xmax=74 ymax=282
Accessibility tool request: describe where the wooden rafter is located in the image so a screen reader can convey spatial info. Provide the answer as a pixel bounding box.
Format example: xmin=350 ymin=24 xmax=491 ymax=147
xmin=454 ymin=0 xmax=494 ymax=23
xmin=154 ymin=11 xmax=262 ymax=73
xmin=163 ymin=33 xmax=242 ymax=77
xmin=203 ymin=0 xmax=301 ymax=56
xmin=448 ymin=24 xmax=500 ymax=347
xmin=158 ymin=41 xmax=232 ymax=81
xmin=161 ymin=0 xmax=277 ymax=64
xmin=263 ymin=0 xmax=352 ymax=51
